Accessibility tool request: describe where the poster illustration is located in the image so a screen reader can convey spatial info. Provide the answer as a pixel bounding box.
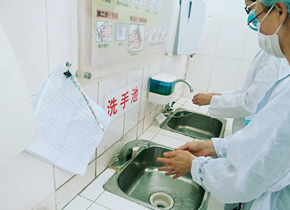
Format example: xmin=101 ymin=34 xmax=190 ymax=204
xmin=92 ymin=0 xmax=172 ymax=67
xmin=128 ymin=24 xmax=145 ymax=52
xmin=96 ymin=21 xmax=112 ymax=42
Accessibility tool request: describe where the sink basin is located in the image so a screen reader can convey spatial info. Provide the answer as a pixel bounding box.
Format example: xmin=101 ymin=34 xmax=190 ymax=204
xmin=104 ymin=144 xmax=209 ymax=210
xmin=161 ymin=108 xmax=226 ymax=139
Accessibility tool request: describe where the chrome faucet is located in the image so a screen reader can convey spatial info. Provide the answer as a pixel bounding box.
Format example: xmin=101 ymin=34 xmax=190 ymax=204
xmin=109 ymin=140 xmax=151 ymax=171
xmin=163 ymin=101 xmax=176 ymax=116
xmin=176 ymin=79 xmax=194 ymax=92
xmin=118 ymin=140 xmax=151 ymax=162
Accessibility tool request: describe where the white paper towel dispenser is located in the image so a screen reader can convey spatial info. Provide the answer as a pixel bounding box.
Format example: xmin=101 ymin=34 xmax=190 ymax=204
xmin=174 ymin=0 xmax=210 ymax=56
xmin=0 ymin=24 xmax=38 ymax=164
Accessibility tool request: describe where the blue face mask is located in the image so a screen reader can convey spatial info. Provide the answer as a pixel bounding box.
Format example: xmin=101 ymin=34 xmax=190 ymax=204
xmin=247 ymin=10 xmax=258 ymax=31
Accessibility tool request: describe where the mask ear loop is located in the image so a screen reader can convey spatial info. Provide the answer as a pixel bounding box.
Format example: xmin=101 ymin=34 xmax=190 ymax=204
xmin=274 ymin=21 xmax=284 ymax=34
xmin=260 ymin=4 xmax=275 ymax=25
xmin=260 ymin=4 xmax=285 ymax=35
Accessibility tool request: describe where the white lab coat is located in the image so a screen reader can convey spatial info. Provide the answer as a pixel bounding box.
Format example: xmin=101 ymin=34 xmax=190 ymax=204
xmin=209 ymin=48 xmax=289 ymax=133
xmin=191 ymin=72 xmax=290 ymax=210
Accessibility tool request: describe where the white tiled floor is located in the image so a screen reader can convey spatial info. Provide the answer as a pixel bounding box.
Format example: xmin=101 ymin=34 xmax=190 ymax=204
xmin=63 ymin=98 xmax=229 ymax=210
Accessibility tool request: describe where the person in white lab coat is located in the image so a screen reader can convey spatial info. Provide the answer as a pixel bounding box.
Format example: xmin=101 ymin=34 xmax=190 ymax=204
xmin=192 ymin=0 xmax=289 ymax=134
xmin=157 ymin=1 xmax=290 ymax=209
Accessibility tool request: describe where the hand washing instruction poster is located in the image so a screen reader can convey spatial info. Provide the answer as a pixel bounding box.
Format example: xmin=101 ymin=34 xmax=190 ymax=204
xmin=92 ymin=0 xmax=172 ymax=66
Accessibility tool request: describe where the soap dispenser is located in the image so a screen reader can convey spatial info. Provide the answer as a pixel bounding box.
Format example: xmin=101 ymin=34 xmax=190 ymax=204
xmin=148 ymin=73 xmax=176 ymax=104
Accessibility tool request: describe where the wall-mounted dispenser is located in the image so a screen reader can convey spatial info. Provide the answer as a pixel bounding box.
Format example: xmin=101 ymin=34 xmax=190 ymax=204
xmin=148 ymin=73 xmax=177 ymax=105
xmin=148 ymin=73 xmax=194 ymax=105
xmin=173 ymin=0 xmax=210 ymax=56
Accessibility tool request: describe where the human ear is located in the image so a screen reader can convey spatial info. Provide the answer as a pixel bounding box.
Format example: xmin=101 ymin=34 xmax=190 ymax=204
xmin=275 ymin=2 xmax=288 ymax=23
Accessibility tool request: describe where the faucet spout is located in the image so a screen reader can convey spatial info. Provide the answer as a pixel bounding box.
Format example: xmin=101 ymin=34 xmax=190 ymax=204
xmin=176 ymin=79 xmax=194 ymax=93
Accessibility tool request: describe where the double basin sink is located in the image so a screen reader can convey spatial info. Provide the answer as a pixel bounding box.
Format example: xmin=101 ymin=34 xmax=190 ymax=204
xmin=104 ymin=108 xmax=226 ymax=209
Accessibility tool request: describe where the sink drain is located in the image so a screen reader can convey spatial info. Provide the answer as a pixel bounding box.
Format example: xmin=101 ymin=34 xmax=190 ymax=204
xmin=149 ymin=192 xmax=174 ymax=209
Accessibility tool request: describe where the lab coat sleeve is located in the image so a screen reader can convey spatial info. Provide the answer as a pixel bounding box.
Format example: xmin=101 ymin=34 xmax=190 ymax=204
xmin=208 ymin=54 xmax=288 ymax=119
xmin=211 ymin=138 xmax=230 ymax=158
xmin=191 ymin=81 xmax=290 ymax=203
xmin=220 ymin=88 xmax=241 ymax=96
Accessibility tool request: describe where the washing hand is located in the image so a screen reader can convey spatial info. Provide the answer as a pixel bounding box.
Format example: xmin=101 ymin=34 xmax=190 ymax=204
xmin=156 ymin=140 xmax=216 ymax=179
xmin=157 ymin=150 xmax=194 ymax=179
xmin=175 ymin=141 xmax=217 ymax=157
xmin=192 ymin=93 xmax=221 ymax=106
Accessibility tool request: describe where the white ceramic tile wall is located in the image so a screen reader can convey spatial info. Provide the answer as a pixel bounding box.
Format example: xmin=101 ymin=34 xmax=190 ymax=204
xmin=184 ymin=0 xmax=259 ymax=95
xmin=234 ymin=61 xmax=253 ymax=89
xmin=197 ymin=16 xmax=222 ymax=56
xmin=162 ymin=56 xmax=173 ymax=74
xmin=187 ymin=55 xmax=215 ymax=92
xmin=151 ymin=134 xmax=188 ymax=149
xmin=122 ymin=126 xmax=139 ymax=145
xmin=97 ymin=116 xmax=124 ymax=156
xmin=162 ymin=56 xmax=186 ymax=78
xmin=46 ymin=0 xmax=78 ymax=74
xmin=124 ymin=68 xmax=144 ymax=134
xmin=158 ymin=129 xmax=193 ymax=142
xmin=98 ymin=73 xmax=128 ymax=108
xmin=139 ymin=130 xmax=157 ymax=141
xmin=55 ymin=161 xmax=96 ymax=210
xmin=128 ymin=68 xmax=144 ymax=84
xmin=83 ymin=81 xmax=99 ymax=103
xmin=178 ymin=56 xmax=189 ymax=79
xmin=185 ymin=17 xmax=259 ymax=94
xmin=139 ymin=65 xmax=150 ymax=120
xmin=62 ymin=196 xmax=92 ymax=210
xmin=87 ymin=203 xmax=110 ymax=210
xmin=143 ymin=109 xmax=157 ymax=131
xmin=215 ymin=17 xmax=248 ymax=60
xmin=96 ymin=141 xmax=122 ymax=177
xmin=54 ymin=166 xmax=75 ymax=190
xmin=241 ymin=29 xmax=259 ymax=62
xmin=149 ymin=60 xmax=164 ymax=77
xmin=80 ymin=169 xmax=115 ymax=202
xmin=206 ymin=0 xmax=246 ymax=18
xmin=137 ymin=120 xmax=145 ymax=137
xmin=124 ymin=106 xmax=140 ymax=134
xmin=208 ymin=57 xmax=241 ymax=92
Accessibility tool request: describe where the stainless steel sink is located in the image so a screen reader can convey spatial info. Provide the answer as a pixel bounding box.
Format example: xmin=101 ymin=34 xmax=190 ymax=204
xmin=161 ymin=108 xmax=226 ymax=139
xmin=104 ymin=144 xmax=209 ymax=210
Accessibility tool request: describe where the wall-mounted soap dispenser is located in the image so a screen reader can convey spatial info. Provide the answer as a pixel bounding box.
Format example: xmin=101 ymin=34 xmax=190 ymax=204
xmin=148 ymin=73 xmax=176 ymax=105
xmin=173 ymin=0 xmax=210 ymax=56
xmin=148 ymin=73 xmax=194 ymax=105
